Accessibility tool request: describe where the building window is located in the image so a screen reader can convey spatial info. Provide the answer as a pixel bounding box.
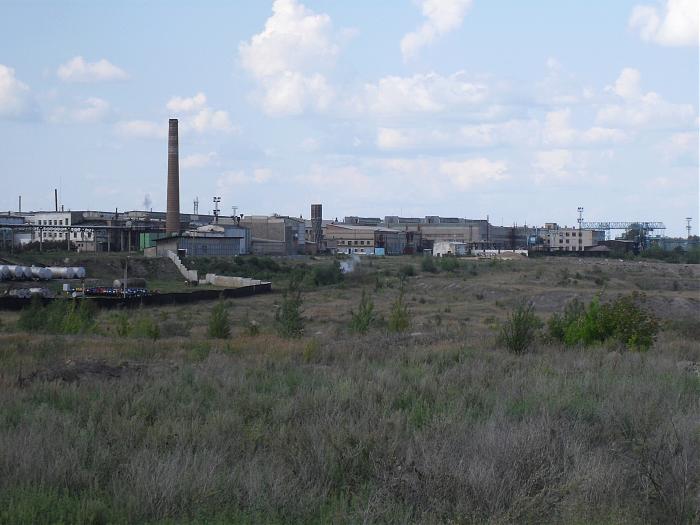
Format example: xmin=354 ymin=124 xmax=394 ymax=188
xmin=59 ymin=220 xmax=63 ymax=225
xmin=566 ymin=239 xmax=569 ymax=244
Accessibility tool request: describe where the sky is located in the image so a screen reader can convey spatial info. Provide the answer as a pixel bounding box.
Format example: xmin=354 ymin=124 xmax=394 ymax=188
xmin=0 ymin=0 xmax=698 ymax=236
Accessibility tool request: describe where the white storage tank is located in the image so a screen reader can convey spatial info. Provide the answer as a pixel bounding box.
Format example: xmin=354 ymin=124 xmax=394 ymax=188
xmin=71 ymin=267 xmax=86 ymax=279
xmin=30 ymin=267 xmax=52 ymax=280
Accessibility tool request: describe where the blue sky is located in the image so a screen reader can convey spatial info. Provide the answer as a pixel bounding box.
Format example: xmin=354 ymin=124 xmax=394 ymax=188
xmin=1 ymin=0 xmax=697 ymax=235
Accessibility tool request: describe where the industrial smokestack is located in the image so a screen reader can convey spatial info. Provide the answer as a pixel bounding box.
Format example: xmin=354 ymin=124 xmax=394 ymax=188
xmin=166 ymin=119 xmax=180 ymax=234
xmin=54 ymin=189 xmax=58 ymax=212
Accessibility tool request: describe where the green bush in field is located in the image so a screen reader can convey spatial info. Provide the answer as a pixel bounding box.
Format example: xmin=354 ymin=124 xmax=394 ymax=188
xmin=421 ymin=257 xmax=438 ymax=273
xmin=18 ymin=297 xmax=95 ymax=335
xmin=17 ymin=295 xmax=46 ymax=332
xmin=548 ymin=293 xmax=658 ymax=351
xmin=132 ymin=316 xmax=160 ymax=341
xmin=311 ymin=261 xmax=343 ymax=286
xmin=388 ymin=287 xmax=410 ymax=333
xmin=349 ymin=289 xmax=376 ymax=334
xmin=276 ymin=277 xmax=304 ymax=338
xmin=115 ymin=312 xmax=131 ymax=337
xmin=208 ymin=301 xmax=231 ymax=339
xmin=398 ymin=264 xmax=415 ymax=278
xmin=498 ymin=300 xmax=541 ymax=354
xmin=438 ymin=256 xmax=460 ymax=272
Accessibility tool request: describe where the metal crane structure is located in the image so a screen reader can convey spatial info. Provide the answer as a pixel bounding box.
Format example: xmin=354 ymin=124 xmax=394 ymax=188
xmin=581 ymin=221 xmax=666 ymax=248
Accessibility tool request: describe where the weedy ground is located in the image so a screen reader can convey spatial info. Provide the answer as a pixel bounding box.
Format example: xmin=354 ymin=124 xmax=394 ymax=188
xmin=0 ymin=255 xmax=698 ymax=524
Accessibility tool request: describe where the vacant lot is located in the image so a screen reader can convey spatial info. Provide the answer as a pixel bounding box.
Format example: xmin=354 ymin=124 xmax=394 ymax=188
xmin=0 ymin=255 xmax=698 ymax=524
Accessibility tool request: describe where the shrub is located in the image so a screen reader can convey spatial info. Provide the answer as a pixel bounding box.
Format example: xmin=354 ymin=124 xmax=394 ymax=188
xmin=439 ymin=256 xmax=460 ymax=272
xmin=276 ymin=278 xmax=304 ymax=338
xmin=349 ymin=289 xmax=375 ymax=334
xmin=208 ymin=301 xmax=231 ymax=339
xmin=17 ymin=295 xmax=46 ymax=332
xmin=19 ymin=298 xmax=96 ymax=335
xmin=421 ymin=257 xmax=438 ymax=273
xmin=115 ymin=312 xmax=131 ymax=337
xmin=398 ymin=264 xmax=415 ymax=278
xmin=388 ymin=287 xmax=410 ymax=333
xmin=548 ymin=294 xmax=658 ymax=351
xmin=498 ymin=300 xmax=541 ymax=354
xmin=132 ymin=316 xmax=160 ymax=340
xmin=311 ymin=261 xmax=343 ymax=286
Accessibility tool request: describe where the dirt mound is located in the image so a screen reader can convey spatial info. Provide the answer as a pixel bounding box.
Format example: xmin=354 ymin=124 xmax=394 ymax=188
xmin=18 ymin=359 xmax=140 ymax=386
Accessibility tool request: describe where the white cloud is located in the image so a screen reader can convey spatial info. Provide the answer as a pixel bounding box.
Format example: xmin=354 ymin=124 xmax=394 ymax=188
xmin=252 ymin=168 xmax=273 ymax=183
xmin=217 ymin=168 xmax=275 ymax=193
xmin=362 ymin=72 xmax=488 ymax=116
xmin=258 ymin=71 xmax=333 ymax=116
xmin=0 ymin=64 xmax=33 ymax=118
xmin=376 ymin=120 xmax=539 ymax=151
xmin=532 ymin=149 xmax=584 ymax=183
xmin=629 ymin=0 xmax=699 ymax=46
xmin=114 ymin=120 xmax=166 ymax=139
xmin=181 ymin=152 xmax=218 ymax=169
xmin=239 ymin=0 xmax=339 ymax=116
xmin=50 ymin=97 xmax=111 ymax=124
xmin=166 ymin=92 xmax=207 ymax=113
xmin=597 ymin=68 xmax=695 ymax=128
xmin=536 ymin=58 xmax=594 ymax=105
xmin=57 ymin=56 xmax=128 ymax=82
xmin=401 ymin=0 xmax=473 ymax=61
xmin=439 ymin=158 xmax=508 ymax=190
xmin=656 ymin=131 xmax=699 ymax=162
xmin=166 ymin=92 xmax=235 ymax=133
xmin=544 ymin=108 xmax=626 ymax=146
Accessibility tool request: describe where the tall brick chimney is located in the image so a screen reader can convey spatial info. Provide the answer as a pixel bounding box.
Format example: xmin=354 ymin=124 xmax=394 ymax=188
xmin=166 ymin=118 xmax=180 ymax=234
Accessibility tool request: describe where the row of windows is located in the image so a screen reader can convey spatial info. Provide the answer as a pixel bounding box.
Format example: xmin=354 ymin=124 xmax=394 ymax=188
xmin=559 ymin=239 xmax=584 ymax=244
xmin=558 ymin=231 xmax=582 ymax=237
xmin=337 ymin=239 xmax=373 ymax=246
xmin=36 ymin=219 xmax=70 ymax=226
xmin=39 ymin=231 xmax=92 ymax=239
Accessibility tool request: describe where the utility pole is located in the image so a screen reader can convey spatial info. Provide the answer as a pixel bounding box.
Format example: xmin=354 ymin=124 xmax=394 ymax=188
xmin=686 ymin=217 xmax=692 ymax=239
xmin=213 ymin=196 xmax=221 ymax=224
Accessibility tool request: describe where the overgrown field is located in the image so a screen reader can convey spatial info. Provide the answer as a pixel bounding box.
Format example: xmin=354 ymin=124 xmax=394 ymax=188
xmin=0 ymin=255 xmax=698 ymax=524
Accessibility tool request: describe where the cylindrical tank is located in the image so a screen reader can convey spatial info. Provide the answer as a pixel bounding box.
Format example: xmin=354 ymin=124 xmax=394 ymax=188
xmin=47 ymin=266 xmax=73 ymax=279
xmin=113 ymin=277 xmax=147 ymax=289
xmin=30 ymin=267 xmax=52 ymax=280
xmin=71 ymin=267 xmax=86 ymax=279
xmin=0 ymin=265 xmax=9 ymax=280
xmin=7 ymin=265 xmax=30 ymax=279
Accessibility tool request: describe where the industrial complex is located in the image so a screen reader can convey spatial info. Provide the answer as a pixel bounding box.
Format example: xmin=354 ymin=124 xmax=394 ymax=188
xmin=1 ymin=118 xmax=696 ymax=261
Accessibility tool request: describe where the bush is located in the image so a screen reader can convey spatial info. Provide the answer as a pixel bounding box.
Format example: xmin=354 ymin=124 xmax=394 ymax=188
xmin=208 ymin=301 xmax=231 ymax=339
xmin=276 ymin=278 xmax=304 ymax=338
xmin=132 ymin=316 xmax=160 ymax=340
xmin=498 ymin=301 xmax=541 ymax=354
xmin=421 ymin=257 xmax=438 ymax=273
xmin=115 ymin=312 xmax=131 ymax=337
xmin=398 ymin=264 xmax=415 ymax=278
xmin=17 ymin=295 xmax=46 ymax=332
xmin=311 ymin=261 xmax=343 ymax=286
xmin=548 ymin=293 xmax=658 ymax=351
xmin=439 ymin=256 xmax=460 ymax=272
xmin=18 ymin=298 xmax=96 ymax=335
xmin=388 ymin=287 xmax=410 ymax=333
xmin=349 ymin=290 xmax=375 ymax=334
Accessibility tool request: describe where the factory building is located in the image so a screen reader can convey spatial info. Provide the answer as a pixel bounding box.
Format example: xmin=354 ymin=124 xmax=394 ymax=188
xmin=152 ymin=224 xmax=249 ymax=257
xmin=240 ymin=215 xmax=306 ymax=256
xmin=541 ymin=224 xmax=605 ymax=252
xmin=325 ymin=224 xmax=405 ymax=255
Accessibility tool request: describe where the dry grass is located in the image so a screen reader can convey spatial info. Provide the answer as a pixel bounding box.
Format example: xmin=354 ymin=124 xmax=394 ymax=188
xmin=0 ymin=255 xmax=698 ymax=524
